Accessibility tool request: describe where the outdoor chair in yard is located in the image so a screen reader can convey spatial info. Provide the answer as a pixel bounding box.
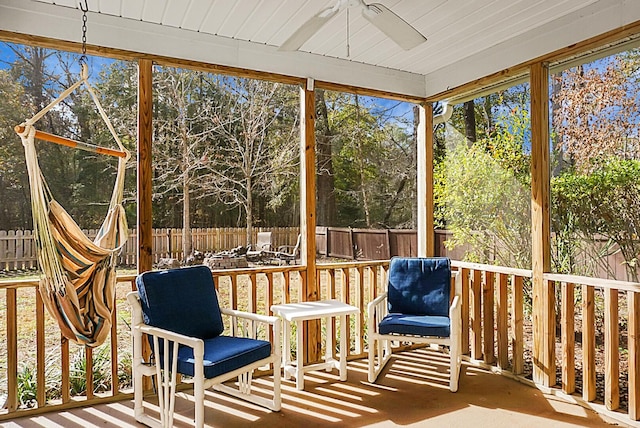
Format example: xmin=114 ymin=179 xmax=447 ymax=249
xmin=367 ymin=257 xmax=462 ymax=392
xmin=127 ymin=265 xmax=281 ymax=428
xmin=275 ymin=233 xmax=301 ymax=265
xmin=246 ymin=231 xmax=273 ymax=262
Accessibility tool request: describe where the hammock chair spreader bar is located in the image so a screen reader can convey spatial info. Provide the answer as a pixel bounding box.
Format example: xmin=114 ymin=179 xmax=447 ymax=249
xmin=14 ymin=125 xmax=128 ymax=158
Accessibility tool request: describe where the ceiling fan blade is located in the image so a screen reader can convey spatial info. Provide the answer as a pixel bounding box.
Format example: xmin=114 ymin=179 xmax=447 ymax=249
xmin=361 ymin=3 xmax=426 ymax=50
xmin=279 ymin=6 xmax=340 ymax=51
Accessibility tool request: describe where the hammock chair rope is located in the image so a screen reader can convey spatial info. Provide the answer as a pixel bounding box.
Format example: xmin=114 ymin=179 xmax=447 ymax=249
xmin=17 ymin=63 xmax=131 ymax=347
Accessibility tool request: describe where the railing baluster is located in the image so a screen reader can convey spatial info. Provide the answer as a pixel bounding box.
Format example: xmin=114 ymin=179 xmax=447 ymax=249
xmin=582 ymin=284 xmax=596 ymax=401
xmin=36 ymin=289 xmax=46 ymax=406
xmin=111 ymin=296 xmax=119 ymax=396
xmin=249 ymin=273 xmax=257 ymax=314
xmin=461 ymin=268 xmax=470 ymax=354
xmin=561 ymin=282 xmax=575 ymax=394
xmin=356 ymin=266 xmax=364 ymax=355
xmin=61 ymin=336 xmax=70 ymax=403
xmin=230 ymin=274 xmax=238 ymax=311
xmin=284 ymin=271 xmax=291 ymax=303
xmin=483 ymin=271 xmax=495 ymax=364
xmin=497 ymin=273 xmax=509 ymax=369
xmin=629 ymin=290 xmax=640 ymax=421
xmin=86 ymin=346 xmax=94 ymax=400
xmin=512 ymin=275 xmax=524 ymax=375
xmin=6 ymin=287 xmax=18 ymax=412
xmin=471 ymin=269 xmax=482 ymax=360
xmin=604 ymin=288 xmax=619 ymax=410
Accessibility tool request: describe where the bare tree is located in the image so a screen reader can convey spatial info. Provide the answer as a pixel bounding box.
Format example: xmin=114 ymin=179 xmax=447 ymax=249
xmin=199 ymin=76 xmax=299 ymax=246
xmin=153 ymin=67 xmax=223 ymax=259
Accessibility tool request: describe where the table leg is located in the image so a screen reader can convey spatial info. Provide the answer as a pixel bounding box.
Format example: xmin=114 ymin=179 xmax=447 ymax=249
xmin=296 ymin=319 xmax=304 ymax=390
xmin=283 ymin=318 xmax=291 ymax=380
xmin=340 ymin=314 xmax=348 ymax=381
xmin=325 ymin=316 xmax=333 ymax=371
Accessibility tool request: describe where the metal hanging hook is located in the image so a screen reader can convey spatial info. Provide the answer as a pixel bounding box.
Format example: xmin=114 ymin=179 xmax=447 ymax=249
xmin=78 ymin=0 xmax=88 ymax=67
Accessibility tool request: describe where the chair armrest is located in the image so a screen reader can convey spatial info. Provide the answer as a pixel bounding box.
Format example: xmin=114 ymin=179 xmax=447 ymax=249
xmin=449 ymin=295 xmax=461 ymax=319
xmin=137 ymin=324 xmax=204 ymax=351
xmin=220 ymin=308 xmax=280 ymax=325
xmin=367 ymin=292 xmax=388 ymax=334
xmin=220 ymin=308 xmax=282 ymax=350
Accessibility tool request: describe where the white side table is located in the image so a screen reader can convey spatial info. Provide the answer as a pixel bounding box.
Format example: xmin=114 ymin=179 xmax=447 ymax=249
xmin=270 ymin=300 xmax=360 ymax=390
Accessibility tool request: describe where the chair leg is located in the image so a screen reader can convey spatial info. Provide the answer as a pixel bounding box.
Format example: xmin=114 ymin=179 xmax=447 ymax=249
xmin=368 ymin=336 xmax=376 ymax=383
xmin=368 ymin=337 xmax=392 ymax=383
xmin=194 ymin=372 xmax=205 ymax=428
xmin=449 ymin=337 xmax=461 ymax=392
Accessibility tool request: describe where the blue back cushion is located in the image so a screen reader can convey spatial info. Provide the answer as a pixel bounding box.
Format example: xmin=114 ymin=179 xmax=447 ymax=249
xmin=387 ymin=257 xmax=451 ymax=317
xmin=136 ymin=265 xmax=224 ymax=340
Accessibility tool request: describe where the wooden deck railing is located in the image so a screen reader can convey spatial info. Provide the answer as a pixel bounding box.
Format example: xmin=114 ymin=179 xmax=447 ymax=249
xmin=2 ymin=261 xmax=639 ymax=425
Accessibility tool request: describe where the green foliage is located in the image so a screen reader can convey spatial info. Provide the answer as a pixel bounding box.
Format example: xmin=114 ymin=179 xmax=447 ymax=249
xmin=69 ymin=346 xmax=112 ymax=395
xmin=16 ymin=364 xmax=37 ymax=408
xmin=435 ymin=101 xmax=531 ymax=268
xmin=552 ymin=158 xmax=640 ymax=280
xmin=434 ymin=140 xmax=531 ymax=267
xmin=325 ymin=92 xmax=416 ymax=228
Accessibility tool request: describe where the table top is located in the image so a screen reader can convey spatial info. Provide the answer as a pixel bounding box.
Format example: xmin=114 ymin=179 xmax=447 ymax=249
xmin=271 ymin=299 xmax=359 ymax=321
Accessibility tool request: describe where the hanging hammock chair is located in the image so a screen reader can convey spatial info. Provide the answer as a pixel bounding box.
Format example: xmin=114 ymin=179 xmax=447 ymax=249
xmin=16 ymin=64 xmax=130 ymax=347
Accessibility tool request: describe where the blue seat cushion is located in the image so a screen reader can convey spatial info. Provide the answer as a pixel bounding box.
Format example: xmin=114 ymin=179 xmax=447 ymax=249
xmin=176 ymin=335 xmax=272 ymax=379
xmin=387 ymin=257 xmax=451 ymax=317
xmin=379 ymin=313 xmax=450 ymax=338
xmin=136 ymin=265 xmax=224 ymax=340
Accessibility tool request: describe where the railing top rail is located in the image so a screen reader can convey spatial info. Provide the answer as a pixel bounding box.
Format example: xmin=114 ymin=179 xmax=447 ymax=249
xmin=451 ymin=260 xmax=533 ymax=278
xmin=544 ymin=272 xmax=640 ymax=292
xmin=317 ymin=260 xmax=390 ymax=270
xmin=210 ymin=265 xmax=306 ymax=276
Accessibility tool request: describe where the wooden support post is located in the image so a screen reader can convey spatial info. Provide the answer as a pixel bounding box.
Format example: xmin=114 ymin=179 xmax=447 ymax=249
xmin=300 ymin=82 xmax=319 ymax=363
xmin=417 ymin=102 xmax=435 ymax=257
xmin=137 ymin=58 xmax=153 ymax=392
xmin=530 ymin=61 xmax=554 ymax=386
xmin=137 ymin=59 xmax=153 ymax=274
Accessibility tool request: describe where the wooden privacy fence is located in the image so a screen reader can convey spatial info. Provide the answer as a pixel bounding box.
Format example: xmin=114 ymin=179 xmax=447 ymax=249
xmin=0 ymin=227 xmax=299 ymax=269
xmin=315 ymin=227 xmax=465 ymax=261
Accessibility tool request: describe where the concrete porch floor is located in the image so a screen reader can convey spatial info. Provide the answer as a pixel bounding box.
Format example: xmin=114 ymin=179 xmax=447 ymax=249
xmin=3 ymin=349 xmax=625 ymax=428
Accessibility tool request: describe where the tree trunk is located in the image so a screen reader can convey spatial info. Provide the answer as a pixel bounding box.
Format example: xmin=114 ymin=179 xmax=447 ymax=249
xmin=246 ymin=175 xmax=253 ymax=246
xmin=179 ymin=85 xmax=192 ymax=260
xmin=315 ymin=89 xmax=337 ymax=226
xmin=354 ymin=95 xmax=372 ymax=227
xmin=464 ymin=100 xmax=477 ymax=143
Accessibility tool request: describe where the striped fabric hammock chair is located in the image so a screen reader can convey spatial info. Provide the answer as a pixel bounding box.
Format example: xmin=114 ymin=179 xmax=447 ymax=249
xmin=16 ymin=64 xmax=130 ymax=347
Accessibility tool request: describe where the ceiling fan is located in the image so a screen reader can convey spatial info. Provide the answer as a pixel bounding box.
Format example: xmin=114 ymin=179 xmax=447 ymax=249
xmin=279 ymin=0 xmax=426 ymax=52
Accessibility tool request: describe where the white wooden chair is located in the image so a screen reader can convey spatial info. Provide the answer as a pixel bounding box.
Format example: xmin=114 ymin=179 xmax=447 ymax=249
xmin=128 ymin=265 xmax=281 ymax=428
xmin=368 ymin=257 xmax=462 ymax=392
